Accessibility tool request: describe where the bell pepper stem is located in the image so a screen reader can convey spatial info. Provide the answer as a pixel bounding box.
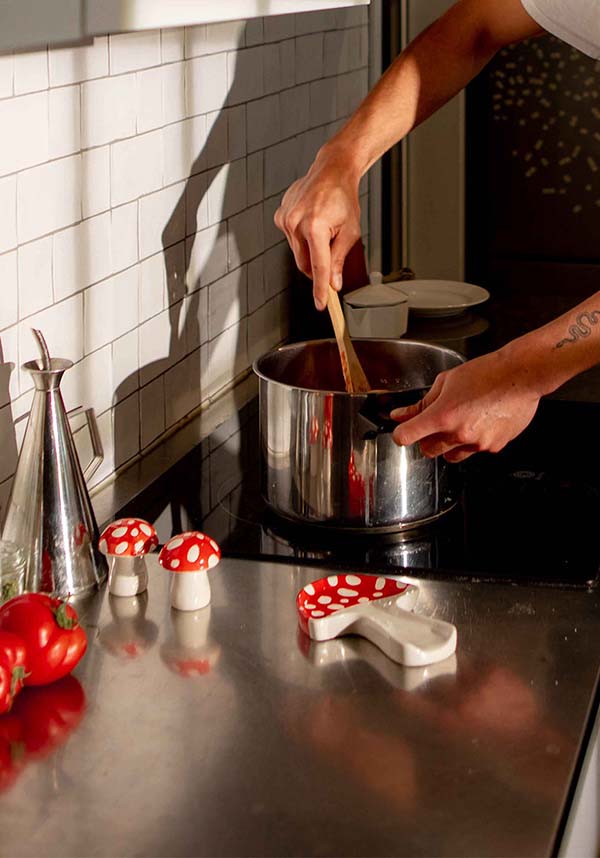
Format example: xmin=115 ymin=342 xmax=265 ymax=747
xmin=10 ymin=665 xmax=26 ymax=697
xmin=54 ymin=601 xmax=78 ymax=630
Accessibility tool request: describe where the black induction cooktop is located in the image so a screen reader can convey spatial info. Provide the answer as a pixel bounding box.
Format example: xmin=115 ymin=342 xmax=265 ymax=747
xmin=115 ymin=396 xmax=600 ymax=590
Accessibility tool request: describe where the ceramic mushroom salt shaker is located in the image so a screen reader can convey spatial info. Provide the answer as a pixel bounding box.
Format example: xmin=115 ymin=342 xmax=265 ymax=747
xmin=158 ymin=532 xmax=221 ymax=611
xmin=99 ymin=518 xmax=158 ymax=597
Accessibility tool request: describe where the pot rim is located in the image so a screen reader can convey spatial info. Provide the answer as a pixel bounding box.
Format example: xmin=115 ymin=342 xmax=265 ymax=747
xmin=252 ymin=337 xmax=465 ymax=397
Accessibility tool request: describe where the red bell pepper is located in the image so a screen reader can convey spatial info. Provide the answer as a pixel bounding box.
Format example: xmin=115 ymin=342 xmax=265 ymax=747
xmin=0 ymin=594 xmax=86 ymax=686
xmin=0 ymin=631 xmax=27 ymax=713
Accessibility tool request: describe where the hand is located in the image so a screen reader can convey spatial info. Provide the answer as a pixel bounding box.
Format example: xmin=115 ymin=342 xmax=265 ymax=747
xmin=274 ymin=147 xmax=362 ymax=311
xmin=391 ymin=349 xmax=542 ymax=462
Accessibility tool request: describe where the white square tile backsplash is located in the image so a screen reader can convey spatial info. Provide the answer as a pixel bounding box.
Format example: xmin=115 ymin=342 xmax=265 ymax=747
xmin=0 ymin=251 xmax=18 ymax=331
xmin=17 ymin=235 xmax=53 ymax=318
xmin=49 ymin=36 xmax=109 ymax=88
xmin=81 ymin=75 xmax=137 ymax=149
xmin=17 ymin=154 xmax=82 ymax=243
xmin=14 ymin=49 xmax=48 ymax=96
xmin=0 ymin=176 xmax=17 ymax=254
xmin=0 ymin=92 xmax=49 ymax=178
xmin=0 ymin=6 xmax=370 ymax=515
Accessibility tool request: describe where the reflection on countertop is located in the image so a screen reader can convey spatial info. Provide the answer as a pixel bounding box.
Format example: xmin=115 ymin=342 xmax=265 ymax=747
xmin=0 ymin=556 xmax=597 ymax=858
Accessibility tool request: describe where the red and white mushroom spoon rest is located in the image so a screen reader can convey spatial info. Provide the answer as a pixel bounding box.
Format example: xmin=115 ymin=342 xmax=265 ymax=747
xmin=296 ymin=574 xmax=457 ymax=667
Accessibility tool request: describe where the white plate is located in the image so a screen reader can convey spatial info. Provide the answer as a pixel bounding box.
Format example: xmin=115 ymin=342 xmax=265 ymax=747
xmin=391 ymin=280 xmax=490 ymax=317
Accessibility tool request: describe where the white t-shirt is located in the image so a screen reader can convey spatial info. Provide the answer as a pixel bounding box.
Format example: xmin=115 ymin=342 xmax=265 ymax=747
xmin=521 ymin=0 xmax=600 ymax=58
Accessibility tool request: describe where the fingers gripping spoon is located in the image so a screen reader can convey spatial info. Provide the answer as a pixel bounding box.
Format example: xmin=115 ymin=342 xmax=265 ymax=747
xmin=297 ymin=574 xmax=457 ymax=667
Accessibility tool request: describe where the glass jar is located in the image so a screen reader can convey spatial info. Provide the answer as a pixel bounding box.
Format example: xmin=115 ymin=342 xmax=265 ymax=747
xmin=0 ymin=541 xmax=26 ymax=604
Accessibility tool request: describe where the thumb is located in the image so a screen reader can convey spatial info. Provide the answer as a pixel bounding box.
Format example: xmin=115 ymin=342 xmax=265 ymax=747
xmin=390 ymin=401 xmax=425 ymax=423
xmin=390 ymin=385 xmax=443 ymax=446
xmin=392 ymin=409 xmax=437 ymax=448
xmin=330 ymin=226 xmax=360 ymax=291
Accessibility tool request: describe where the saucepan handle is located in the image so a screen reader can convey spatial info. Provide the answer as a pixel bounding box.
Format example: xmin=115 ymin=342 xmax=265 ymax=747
xmin=68 ymin=406 xmax=104 ymax=482
xmin=359 ymin=389 xmax=429 ymax=439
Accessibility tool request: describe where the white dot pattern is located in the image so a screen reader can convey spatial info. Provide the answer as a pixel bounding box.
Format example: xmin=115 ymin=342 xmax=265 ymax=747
xmin=297 ymin=574 xmax=410 ymax=628
xmin=158 ymin=531 xmax=221 ymax=574
xmin=99 ymin=518 xmax=158 ymax=557
xmin=187 ymin=545 xmax=200 ymax=564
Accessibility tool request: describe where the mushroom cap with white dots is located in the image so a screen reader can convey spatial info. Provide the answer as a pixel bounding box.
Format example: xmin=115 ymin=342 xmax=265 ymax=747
xmin=99 ymin=517 xmax=159 ymax=557
xmin=158 ymin=531 xmax=221 ymax=573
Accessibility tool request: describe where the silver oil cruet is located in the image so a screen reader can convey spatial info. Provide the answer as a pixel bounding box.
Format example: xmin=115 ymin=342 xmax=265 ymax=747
xmin=2 ymin=330 xmax=107 ymax=598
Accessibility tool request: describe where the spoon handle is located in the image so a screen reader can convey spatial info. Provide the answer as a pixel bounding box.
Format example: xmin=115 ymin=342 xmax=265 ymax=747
xmin=311 ymin=598 xmax=457 ymax=667
xmin=347 ymin=604 xmax=457 ymax=667
xmin=327 ymin=286 xmax=370 ymax=394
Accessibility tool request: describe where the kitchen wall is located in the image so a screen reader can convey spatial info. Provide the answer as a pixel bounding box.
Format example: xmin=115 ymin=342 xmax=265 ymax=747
xmin=0 ymin=7 xmax=370 ymax=520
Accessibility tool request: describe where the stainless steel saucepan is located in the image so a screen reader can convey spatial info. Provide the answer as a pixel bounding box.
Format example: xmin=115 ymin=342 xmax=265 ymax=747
xmin=253 ymin=339 xmax=464 ymax=533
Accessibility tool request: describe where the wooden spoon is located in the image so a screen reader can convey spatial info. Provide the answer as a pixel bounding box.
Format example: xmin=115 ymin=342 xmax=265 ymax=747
xmin=327 ymin=285 xmax=370 ymax=393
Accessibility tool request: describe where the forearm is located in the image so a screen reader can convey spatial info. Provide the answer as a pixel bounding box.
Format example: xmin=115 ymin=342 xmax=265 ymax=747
xmin=499 ymin=293 xmax=600 ymax=396
xmin=320 ymin=0 xmax=543 ymax=179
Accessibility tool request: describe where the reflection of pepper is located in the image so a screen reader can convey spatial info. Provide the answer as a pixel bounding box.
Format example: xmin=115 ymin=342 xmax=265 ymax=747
xmin=309 ymin=415 xmax=320 ymax=445
xmin=323 ymin=394 xmax=334 ymax=450
xmin=74 ymin=522 xmax=88 ymax=548
xmin=348 ymin=451 xmax=365 ymax=516
xmin=0 ymin=712 xmax=23 ymax=745
xmin=0 ymin=713 xmax=25 ymax=793
xmin=41 ymin=549 xmax=54 ymax=594
xmin=10 ymin=675 xmax=86 ymax=759
xmin=0 ymin=740 xmax=19 ymax=792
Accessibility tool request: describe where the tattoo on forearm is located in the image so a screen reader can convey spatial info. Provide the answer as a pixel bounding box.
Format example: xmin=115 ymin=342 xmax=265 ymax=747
xmin=555 ymin=311 xmax=600 ymax=349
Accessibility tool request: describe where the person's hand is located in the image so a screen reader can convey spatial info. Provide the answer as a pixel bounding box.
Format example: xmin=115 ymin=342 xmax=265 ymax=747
xmin=391 ymin=349 xmax=542 ymax=462
xmin=274 ymin=147 xmax=361 ymax=311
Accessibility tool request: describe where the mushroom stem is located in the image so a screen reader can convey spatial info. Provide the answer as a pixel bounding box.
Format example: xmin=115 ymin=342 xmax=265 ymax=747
xmin=108 ymin=556 xmax=148 ymax=597
xmin=170 ymin=570 xmax=210 ymax=611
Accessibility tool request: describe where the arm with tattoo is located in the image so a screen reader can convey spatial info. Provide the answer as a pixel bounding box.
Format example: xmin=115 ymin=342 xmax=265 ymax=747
xmin=555 ymin=310 xmax=600 ymax=349
xmin=390 ymin=291 xmax=600 ymax=462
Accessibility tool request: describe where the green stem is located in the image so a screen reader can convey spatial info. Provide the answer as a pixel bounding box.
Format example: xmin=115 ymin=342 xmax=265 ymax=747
xmin=54 ymin=601 xmax=77 ymax=630
xmin=10 ymin=666 xmax=25 ymax=697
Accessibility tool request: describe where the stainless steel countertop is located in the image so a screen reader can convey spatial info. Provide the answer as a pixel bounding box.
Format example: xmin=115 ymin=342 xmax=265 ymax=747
xmin=0 ymin=557 xmax=598 ymax=858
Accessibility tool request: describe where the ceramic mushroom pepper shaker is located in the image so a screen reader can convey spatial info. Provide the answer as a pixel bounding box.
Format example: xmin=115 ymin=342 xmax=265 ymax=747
xmin=99 ymin=518 xmax=158 ymax=597
xmin=158 ymin=532 xmax=221 ymax=611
